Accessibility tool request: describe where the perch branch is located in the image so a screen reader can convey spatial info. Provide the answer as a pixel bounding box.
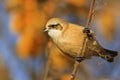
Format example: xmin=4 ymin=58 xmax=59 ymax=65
xmin=43 ymin=47 xmax=51 ymax=80
xmin=70 ymin=0 xmax=95 ymax=80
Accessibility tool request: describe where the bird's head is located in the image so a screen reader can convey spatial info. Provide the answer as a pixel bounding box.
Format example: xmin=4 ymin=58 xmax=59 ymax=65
xmin=44 ymin=18 xmax=68 ymax=38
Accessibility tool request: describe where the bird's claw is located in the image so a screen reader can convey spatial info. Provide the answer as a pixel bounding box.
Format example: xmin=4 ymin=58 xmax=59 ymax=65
xmin=75 ymin=57 xmax=84 ymax=62
xmin=83 ymin=28 xmax=93 ymax=40
xmin=83 ymin=28 xmax=90 ymax=33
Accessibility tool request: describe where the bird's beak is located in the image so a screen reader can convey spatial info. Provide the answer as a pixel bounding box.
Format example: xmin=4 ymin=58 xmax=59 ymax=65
xmin=44 ymin=28 xmax=49 ymax=32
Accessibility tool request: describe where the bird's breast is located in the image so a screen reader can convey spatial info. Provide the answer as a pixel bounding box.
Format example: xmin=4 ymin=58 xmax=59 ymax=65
xmin=55 ymin=37 xmax=82 ymax=57
xmin=48 ymin=29 xmax=61 ymax=39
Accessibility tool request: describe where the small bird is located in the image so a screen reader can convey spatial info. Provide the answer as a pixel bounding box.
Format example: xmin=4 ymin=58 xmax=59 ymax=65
xmin=44 ymin=18 xmax=118 ymax=62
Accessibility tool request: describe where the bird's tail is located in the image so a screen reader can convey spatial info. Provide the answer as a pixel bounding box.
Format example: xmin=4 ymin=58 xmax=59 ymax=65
xmin=99 ymin=49 xmax=118 ymax=63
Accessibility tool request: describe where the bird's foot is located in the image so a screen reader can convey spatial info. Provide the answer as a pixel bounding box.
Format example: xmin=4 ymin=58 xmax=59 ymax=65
xmin=83 ymin=28 xmax=93 ymax=40
xmin=75 ymin=57 xmax=84 ymax=62
xmin=83 ymin=28 xmax=90 ymax=33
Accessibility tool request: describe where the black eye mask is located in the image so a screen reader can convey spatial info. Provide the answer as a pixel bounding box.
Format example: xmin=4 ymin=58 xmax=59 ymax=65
xmin=48 ymin=23 xmax=60 ymax=28
xmin=48 ymin=23 xmax=63 ymax=30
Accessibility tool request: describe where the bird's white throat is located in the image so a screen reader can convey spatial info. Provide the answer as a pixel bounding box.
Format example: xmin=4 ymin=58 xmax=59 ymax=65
xmin=48 ymin=29 xmax=61 ymax=39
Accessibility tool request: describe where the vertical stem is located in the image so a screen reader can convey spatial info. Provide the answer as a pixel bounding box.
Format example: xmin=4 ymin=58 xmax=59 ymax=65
xmin=70 ymin=61 xmax=79 ymax=80
xmin=86 ymin=0 xmax=95 ymax=28
xmin=70 ymin=0 xmax=95 ymax=80
xmin=43 ymin=48 xmax=51 ymax=80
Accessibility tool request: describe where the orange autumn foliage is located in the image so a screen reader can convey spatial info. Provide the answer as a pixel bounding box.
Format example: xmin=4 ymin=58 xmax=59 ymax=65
xmin=61 ymin=74 xmax=70 ymax=80
xmin=95 ymin=6 xmax=117 ymax=43
xmin=7 ymin=0 xmax=58 ymax=59
xmin=9 ymin=12 xmax=24 ymax=34
xmin=8 ymin=0 xmax=38 ymax=34
xmin=5 ymin=0 xmax=23 ymax=11
xmin=49 ymin=44 xmax=74 ymax=71
xmin=24 ymin=0 xmax=37 ymax=11
xmin=60 ymin=74 xmax=78 ymax=80
xmin=64 ymin=0 xmax=88 ymax=7
xmin=17 ymin=27 xmax=48 ymax=59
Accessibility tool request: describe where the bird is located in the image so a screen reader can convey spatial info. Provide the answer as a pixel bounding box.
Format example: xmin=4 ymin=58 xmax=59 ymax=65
xmin=44 ymin=18 xmax=118 ymax=62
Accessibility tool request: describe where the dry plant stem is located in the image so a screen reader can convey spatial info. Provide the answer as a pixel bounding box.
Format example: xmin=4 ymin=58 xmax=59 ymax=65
xmin=43 ymin=48 xmax=51 ymax=80
xmin=85 ymin=0 xmax=95 ymax=28
xmin=70 ymin=0 xmax=95 ymax=80
xmin=70 ymin=61 xmax=79 ymax=80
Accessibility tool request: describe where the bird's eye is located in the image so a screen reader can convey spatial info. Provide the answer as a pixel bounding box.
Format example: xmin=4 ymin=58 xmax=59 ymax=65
xmin=48 ymin=23 xmax=60 ymax=28
xmin=51 ymin=25 xmax=56 ymax=28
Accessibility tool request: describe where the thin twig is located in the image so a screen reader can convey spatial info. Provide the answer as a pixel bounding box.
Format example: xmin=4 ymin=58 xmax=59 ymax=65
xmin=43 ymin=48 xmax=51 ymax=80
xmin=86 ymin=0 xmax=95 ymax=28
xmin=70 ymin=0 xmax=95 ymax=80
xmin=70 ymin=61 xmax=79 ymax=80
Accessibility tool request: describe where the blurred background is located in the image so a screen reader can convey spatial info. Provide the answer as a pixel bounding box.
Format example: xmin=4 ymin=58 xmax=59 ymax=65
xmin=0 ymin=0 xmax=120 ymax=80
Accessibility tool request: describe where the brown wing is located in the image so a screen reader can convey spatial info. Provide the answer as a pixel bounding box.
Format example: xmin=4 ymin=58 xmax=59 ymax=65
xmin=84 ymin=33 xmax=118 ymax=62
xmin=56 ymin=23 xmax=86 ymax=57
